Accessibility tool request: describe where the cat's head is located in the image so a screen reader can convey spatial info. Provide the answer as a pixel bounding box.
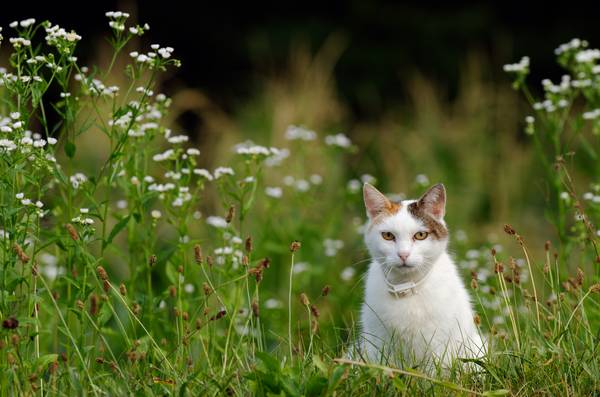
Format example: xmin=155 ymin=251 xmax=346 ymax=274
xmin=363 ymin=183 xmax=448 ymax=276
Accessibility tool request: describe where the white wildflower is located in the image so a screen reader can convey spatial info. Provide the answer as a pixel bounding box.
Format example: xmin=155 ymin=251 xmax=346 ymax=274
xmin=213 ymin=167 xmax=234 ymax=179
xmin=206 ymin=216 xmax=228 ymax=228
xmin=265 ymin=186 xmax=283 ymax=198
xmin=285 ymin=125 xmax=317 ymax=141
xmin=325 ymin=133 xmax=352 ymax=148
xmin=340 ymin=267 xmax=356 ymax=281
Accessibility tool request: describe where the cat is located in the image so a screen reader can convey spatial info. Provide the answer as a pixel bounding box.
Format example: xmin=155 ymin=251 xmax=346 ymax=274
xmin=356 ymin=182 xmax=485 ymax=370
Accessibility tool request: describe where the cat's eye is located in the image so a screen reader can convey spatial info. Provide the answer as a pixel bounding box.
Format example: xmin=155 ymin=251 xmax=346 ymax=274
xmin=381 ymin=232 xmax=395 ymax=241
xmin=414 ymin=231 xmax=429 ymax=240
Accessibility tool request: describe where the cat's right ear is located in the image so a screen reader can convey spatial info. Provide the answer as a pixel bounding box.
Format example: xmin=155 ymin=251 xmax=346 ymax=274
xmin=363 ymin=183 xmax=391 ymax=219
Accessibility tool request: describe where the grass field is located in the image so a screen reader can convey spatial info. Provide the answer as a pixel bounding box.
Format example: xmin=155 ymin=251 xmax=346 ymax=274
xmin=0 ymin=15 xmax=599 ymax=396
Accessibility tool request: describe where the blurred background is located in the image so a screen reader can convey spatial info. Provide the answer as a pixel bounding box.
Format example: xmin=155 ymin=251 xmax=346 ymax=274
xmin=3 ymin=0 xmax=600 ymax=349
xmin=3 ymin=0 xmax=599 ymax=261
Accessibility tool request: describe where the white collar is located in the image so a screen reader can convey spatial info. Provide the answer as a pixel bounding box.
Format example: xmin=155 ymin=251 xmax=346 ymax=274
xmin=382 ymin=264 xmax=434 ymax=298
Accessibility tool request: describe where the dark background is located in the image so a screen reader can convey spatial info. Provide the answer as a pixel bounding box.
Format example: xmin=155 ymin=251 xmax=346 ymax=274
xmin=3 ymin=1 xmax=599 ymax=119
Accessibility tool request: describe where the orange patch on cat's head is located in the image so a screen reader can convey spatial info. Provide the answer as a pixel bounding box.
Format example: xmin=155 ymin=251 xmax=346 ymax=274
xmin=370 ymin=200 xmax=402 ymax=225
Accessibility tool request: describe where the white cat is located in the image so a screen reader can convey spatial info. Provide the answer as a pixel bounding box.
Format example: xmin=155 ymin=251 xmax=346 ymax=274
xmin=357 ymin=182 xmax=485 ymax=369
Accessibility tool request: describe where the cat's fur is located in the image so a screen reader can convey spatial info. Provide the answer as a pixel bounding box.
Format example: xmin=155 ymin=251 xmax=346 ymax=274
xmin=357 ymin=183 xmax=485 ymax=368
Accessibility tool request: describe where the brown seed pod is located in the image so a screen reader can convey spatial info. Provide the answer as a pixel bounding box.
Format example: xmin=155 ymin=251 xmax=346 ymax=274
xmin=90 ymin=294 xmax=99 ymax=316
xmin=226 ymin=205 xmax=235 ymax=223
xmin=13 ymin=243 xmax=29 ymax=263
xmin=194 ymin=245 xmax=202 ymax=264
xmin=310 ymin=304 xmax=320 ymax=318
xmin=321 ymin=285 xmax=331 ymax=297
xmin=503 ymin=224 xmax=516 ymax=235
xmin=260 ymin=257 xmax=270 ymax=269
xmin=299 ymin=293 xmax=310 ymax=306
xmin=251 ymin=300 xmax=259 ymax=318
xmin=2 ymin=317 xmax=19 ymax=329
xmin=119 ymin=283 xmax=127 ymax=296
xmin=202 ymin=282 xmax=212 ymax=296
xmin=96 ymin=266 xmax=108 ymax=281
xmin=149 ymin=254 xmax=157 ymax=267
xmin=245 ymin=236 xmax=253 ymax=253
xmin=66 ymin=223 xmax=79 ymax=241
xmin=290 ymin=241 xmax=301 ymax=252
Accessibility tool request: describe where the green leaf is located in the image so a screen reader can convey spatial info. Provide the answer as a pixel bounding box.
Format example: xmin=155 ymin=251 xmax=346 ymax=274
xmin=483 ymin=390 xmax=510 ymax=396
xmin=255 ymin=351 xmax=280 ymax=373
xmin=102 ymin=215 xmax=130 ymax=249
xmin=305 ymin=375 xmax=327 ymax=397
xmin=35 ymin=354 xmax=58 ymax=371
xmin=65 ymin=141 xmax=76 ymax=158
xmin=327 ymin=365 xmax=347 ymax=392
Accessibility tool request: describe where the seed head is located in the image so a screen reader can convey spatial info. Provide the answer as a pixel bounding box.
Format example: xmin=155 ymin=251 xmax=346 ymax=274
xmin=473 ymin=314 xmax=481 ymax=326
xmin=494 ymin=262 xmax=504 ymax=274
xmin=210 ymin=309 xmax=226 ymax=321
xmin=103 ymin=280 xmax=110 ymax=292
xmin=206 ymin=256 xmax=213 ymax=267
xmin=251 ymin=300 xmax=259 ymax=317
xmin=149 ymin=254 xmax=157 ymax=267
xmin=260 ymin=257 xmax=270 ymax=269
xmin=590 ymin=284 xmax=600 ymax=294
xmin=576 ymin=267 xmax=584 ymax=286
xmin=311 ymin=318 xmax=319 ymax=334
xmin=169 ymin=285 xmax=177 ymax=297
xmin=290 ymin=241 xmax=301 ymax=252
xmin=194 ymin=245 xmax=202 ymax=264
xmin=245 ymin=236 xmax=253 ymax=253
xmin=310 ymin=304 xmax=320 ymax=318
xmin=202 ymin=282 xmax=212 ymax=296
xmin=76 ymin=300 xmax=85 ymax=310
xmin=2 ymin=317 xmax=19 ymax=329
xmin=66 ymin=223 xmax=79 ymax=240
xmin=226 ymin=205 xmax=235 ymax=223
xmin=13 ymin=243 xmax=29 ymax=263
xmin=544 ymin=240 xmax=551 ymax=251
xmin=321 ymin=285 xmax=331 ymax=297
xmin=470 ymin=278 xmax=478 ymax=290
xmin=503 ymin=224 xmax=516 ymax=235
xmin=119 ymin=283 xmax=127 ymax=296
xmin=299 ymin=293 xmax=310 ymax=306
xmin=97 ymin=266 xmax=108 ymax=281
xmin=242 ymin=255 xmax=249 ymax=266
xmin=90 ymin=294 xmax=98 ymax=316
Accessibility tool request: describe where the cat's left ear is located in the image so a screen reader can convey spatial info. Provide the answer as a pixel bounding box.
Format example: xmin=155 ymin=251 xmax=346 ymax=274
xmin=417 ymin=183 xmax=446 ymax=220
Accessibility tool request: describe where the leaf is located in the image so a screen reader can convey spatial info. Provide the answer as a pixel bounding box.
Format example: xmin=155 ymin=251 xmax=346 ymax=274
xmin=165 ymin=264 xmax=178 ymax=284
xmin=35 ymin=354 xmax=58 ymax=371
xmin=305 ymin=375 xmax=328 ymax=397
xmin=483 ymin=390 xmax=510 ymax=396
xmin=327 ymin=365 xmax=347 ymax=392
xmin=64 ymin=141 xmax=76 ymax=158
xmin=102 ymin=215 xmax=130 ymax=249
xmin=255 ymin=351 xmax=280 ymax=373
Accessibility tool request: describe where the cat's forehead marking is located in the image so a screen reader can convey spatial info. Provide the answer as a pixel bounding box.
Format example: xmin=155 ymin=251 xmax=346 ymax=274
xmin=370 ymin=200 xmax=402 ymax=225
xmin=407 ymin=201 xmax=448 ymax=239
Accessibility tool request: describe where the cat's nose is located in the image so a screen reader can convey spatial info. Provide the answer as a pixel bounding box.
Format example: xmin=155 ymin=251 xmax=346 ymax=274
xmin=397 ymin=252 xmax=410 ymax=262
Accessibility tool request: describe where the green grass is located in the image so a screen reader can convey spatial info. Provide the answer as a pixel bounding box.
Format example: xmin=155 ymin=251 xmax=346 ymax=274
xmin=0 ymin=14 xmax=599 ymax=396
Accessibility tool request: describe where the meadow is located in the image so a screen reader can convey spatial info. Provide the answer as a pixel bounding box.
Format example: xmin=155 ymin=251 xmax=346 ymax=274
xmin=0 ymin=13 xmax=599 ymax=396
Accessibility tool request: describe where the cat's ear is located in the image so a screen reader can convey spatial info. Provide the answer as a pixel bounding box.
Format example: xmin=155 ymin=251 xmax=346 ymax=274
xmin=363 ymin=183 xmax=391 ymax=219
xmin=417 ymin=183 xmax=446 ymax=220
